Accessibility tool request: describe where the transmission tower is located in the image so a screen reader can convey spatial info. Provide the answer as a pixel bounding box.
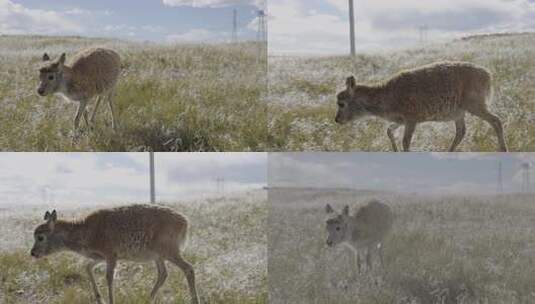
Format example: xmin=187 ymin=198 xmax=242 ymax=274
xmin=232 ymin=9 xmax=238 ymax=43
xmin=419 ymin=24 xmax=429 ymax=44
xmin=522 ymin=163 xmax=531 ymax=192
xmin=215 ymin=177 xmax=225 ymax=194
xmin=257 ymin=10 xmax=267 ymax=42
xmin=497 ymin=161 xmax=503 ymax=193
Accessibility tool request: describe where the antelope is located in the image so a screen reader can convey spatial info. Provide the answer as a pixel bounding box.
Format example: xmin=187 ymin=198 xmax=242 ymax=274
xmin=30 ymin=205 xmax=199 ymax=304
xmin=335 ymin=61 xmax=508 ymax=152
xmin=325 ymin=200 xmax=393 ymax=273
xmin=37 ymin=47 xmax=121 ymax=131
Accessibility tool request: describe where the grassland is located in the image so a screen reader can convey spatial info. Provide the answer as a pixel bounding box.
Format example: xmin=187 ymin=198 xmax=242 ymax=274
xmin=0 ymin=35 xmax=267 ymax=152
xmin=0 ymin=191 xmax=267 ymax=304
xmin=269 ymin=188 xmax=535 ymax=304
xmin=268 ymin=33 xmax=535 ymax=151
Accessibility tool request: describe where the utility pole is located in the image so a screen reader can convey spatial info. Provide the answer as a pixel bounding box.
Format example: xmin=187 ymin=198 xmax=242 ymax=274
xmin=348 ymin=0 xmax=356 ymax=56
xmin=150 ymin=151 xmax=156 ymax=204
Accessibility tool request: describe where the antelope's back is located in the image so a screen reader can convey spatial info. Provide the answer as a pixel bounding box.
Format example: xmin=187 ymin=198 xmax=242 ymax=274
xmin=387 ymin=62 xmax=492 ymax=121
xmin=355 ymin=200 xmax=394 ymax=242
xmin=85 ymin=205 xmax=188 ymax=258
xmin=69 ymin=47 xmax=121 ymax=93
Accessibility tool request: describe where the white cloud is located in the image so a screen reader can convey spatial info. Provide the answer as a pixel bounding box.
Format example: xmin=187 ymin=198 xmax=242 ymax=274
xmin=269 ymin=0 xmax=535 ymax=54
xmin=0 ymin=153 xmax=266 ymax=206
xmin=0 ymin=0 xmax=82 ymax=35
xmin=162 ymin=0 xmax=265 ymax=8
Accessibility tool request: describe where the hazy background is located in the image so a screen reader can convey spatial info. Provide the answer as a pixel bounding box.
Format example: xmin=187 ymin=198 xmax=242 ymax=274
xmin=0 ymin=152 xmax=267 ymax=206
xmin=0 ymin=0 xmax=265 ymax=43
xmin=269 ymin=153 xmax=534 ymax=194
xmin=268 ymin=0 xmax=535 ymax=54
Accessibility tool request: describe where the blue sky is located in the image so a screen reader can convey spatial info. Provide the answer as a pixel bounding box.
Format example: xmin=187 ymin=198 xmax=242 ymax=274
xmin=269 ymin=0 xmax=535 ymax=54
xmin=0 ymin=153 xmax=267 ymax=206
xmin=269 ymin=153 xmax=534 ymax=194
xmin=1 ymin=0 xmax=264 ymax=42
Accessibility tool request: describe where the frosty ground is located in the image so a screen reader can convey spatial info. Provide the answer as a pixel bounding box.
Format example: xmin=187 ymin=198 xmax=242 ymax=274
xmin=0 ymin=190 xmax=267 ymax=304
xmin=268 ymin=33 xmax=535 ymax=151
xmin=268 ymin=187 xmax=535 ymax=304
xmin=0 ymin=35 xmax=267 ymax=152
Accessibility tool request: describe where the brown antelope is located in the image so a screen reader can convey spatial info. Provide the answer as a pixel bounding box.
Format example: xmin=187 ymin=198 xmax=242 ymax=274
xmin=30 ymin=205 xmax=199 ymax=304
xmin=335 ymin=61 xmax=507 ymax=152
xmin=325 ymin=200 xmax=393 ymax=273
xmin=37 ymin=48 xmax=121 ymax=131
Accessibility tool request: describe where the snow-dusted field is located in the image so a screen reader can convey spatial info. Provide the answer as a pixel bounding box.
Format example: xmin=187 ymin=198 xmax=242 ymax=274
xmin=268 ymin=187 xmax=535 ymax=304
xmin=0 ymin=190 xmax=267 ymax=304
xmin=268 ymin=33 xmax=535 ymax=152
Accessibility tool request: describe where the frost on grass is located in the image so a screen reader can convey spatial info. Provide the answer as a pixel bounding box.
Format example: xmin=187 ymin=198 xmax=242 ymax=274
xmin=269 ymin=33 xmax=535 ymax=151
xmin=268 ymin=187 xmax=535 ymax=304
xmin=0 ymin=35 xmax=267 ymax=152
xmin=0 ymin=190 xmax=267 ymax=304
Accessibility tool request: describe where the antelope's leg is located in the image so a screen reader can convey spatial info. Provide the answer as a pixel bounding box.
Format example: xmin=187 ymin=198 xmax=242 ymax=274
xmin=168 ymin=254 xmax=199 ymax=304
xmin=402 ymin=122 xmax=416 ymax=152
xmin=86 ymin=260 xmax=104 ymax=304
xmin=106 ymin=258 xmax=117 ymax=304
xmin=150 ymin=259 xmax=168 ymax=300
xmin=386 ymin=123 xmax=400 ymax=152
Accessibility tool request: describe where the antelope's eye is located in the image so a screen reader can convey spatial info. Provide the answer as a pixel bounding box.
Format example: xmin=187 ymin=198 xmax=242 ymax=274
xmin=336 ymin=227 xmax=341 ymax=231
xmin=338 ymin=103 xmax=345 ymax=108
xmin=37 ymin=235 xmax=44 ymax=241
xmin=48 ymin=75 xmax=54 ymax=80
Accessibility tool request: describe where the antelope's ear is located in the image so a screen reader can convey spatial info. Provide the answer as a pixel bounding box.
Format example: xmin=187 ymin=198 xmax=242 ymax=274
xmin=42 ymin=53 xmax=50 ymax=61
xmin=346 ymin=76 xmax=356 ymax=90
xmin=45 ymin=210 xmax=57 ymax=231
xmin=342 ymin=205 xmax=349 ymax=216
xmin=325 ymin=204 xmax=334 ymax=214
xmin=58 ymin=53 xmax=66 ymax=65
xmin=44 ymin=210 xmax=57 ymax=222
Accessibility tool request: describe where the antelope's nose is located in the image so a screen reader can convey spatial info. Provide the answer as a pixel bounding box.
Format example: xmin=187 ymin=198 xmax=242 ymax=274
xmin=30 ymin=248 xmax=37 ymax=258
xmin=37 ymin=88 xmax=45 ymax=96
xmin=334 ymin=115 xmax=341 ymax=124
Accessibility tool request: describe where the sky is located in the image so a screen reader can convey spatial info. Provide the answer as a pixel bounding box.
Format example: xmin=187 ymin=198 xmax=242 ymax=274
xmin=269 ymin=153 xmax=534 ymax=194
xmin=0 ymin=0 xmax=265 ymax=43
xmin=0 ymin=153 xmax=266 ymax=206
xmin=269 ymin=0 xmax=535 ymax=54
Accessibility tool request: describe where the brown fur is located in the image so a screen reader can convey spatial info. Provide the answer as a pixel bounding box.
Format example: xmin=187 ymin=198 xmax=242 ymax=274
xmin=62 ymin=48 xmax=121 ymax=100
xmin=335 ymin=61 xmax=508 ymax=152
xmin=31 ymin=205 xmax=199 ymax=304
xmin=37 ymin=47 xmax=121 ymax=131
